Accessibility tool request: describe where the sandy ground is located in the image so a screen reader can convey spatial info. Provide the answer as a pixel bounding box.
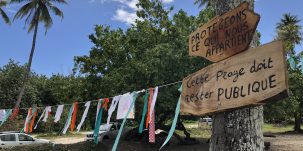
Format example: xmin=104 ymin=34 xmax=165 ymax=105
xmin=37 ymin=131 xmax=303 ymax=151
xmin=265 ymin=133 xmax=303 ymax=151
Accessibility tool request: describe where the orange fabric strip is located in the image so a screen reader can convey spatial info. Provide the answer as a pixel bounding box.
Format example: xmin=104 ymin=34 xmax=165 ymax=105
xmin=146 ymin=88 xmax=153 ymax=129
xmin=25 ymin=108 xmax=32 ymax=133
xmin=29 ymin=110 xmax=37 ymax=133
xmin=102 ymin=98 xmax=110 ymax=111
xmin=71 ymin=102 xmax=78 ymax=131
xmin=10 ymin=107 xmax=19 ymax=121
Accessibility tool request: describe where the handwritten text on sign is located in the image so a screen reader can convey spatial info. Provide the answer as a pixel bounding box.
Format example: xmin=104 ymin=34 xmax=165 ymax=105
xmin=189 ymin=2 xmax=260 ymax=62
xmin=181 ymin=41 xmax=288 ymax=116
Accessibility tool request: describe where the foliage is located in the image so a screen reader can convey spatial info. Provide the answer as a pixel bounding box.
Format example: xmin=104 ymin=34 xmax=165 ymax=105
xmin=276 ymin=13 xmax=303 ymax=55
xmin=265 ymin=13 xmax=303 ymax=132
xmin=74 ymin=0 xmax=214 ymax=126
xmin=0 ymin=0 xmax=10 ymax=24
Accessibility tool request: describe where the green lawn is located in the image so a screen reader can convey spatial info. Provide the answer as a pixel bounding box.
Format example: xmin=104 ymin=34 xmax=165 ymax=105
xmin=263 ymin=123 xmax=303 ymax=133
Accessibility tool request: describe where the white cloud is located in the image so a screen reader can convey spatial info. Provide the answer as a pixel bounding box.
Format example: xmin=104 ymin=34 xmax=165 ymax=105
xmin=113 ymin=8 xmax=139 ymax=25
xmin=89 ymin=0 xmax=174 ymax=25
xmin=162 ymin=0 xmax=174 ymax=4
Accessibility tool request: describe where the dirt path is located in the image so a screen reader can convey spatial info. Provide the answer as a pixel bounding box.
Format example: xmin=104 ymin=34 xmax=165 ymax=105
xmin=265 ymin=133 xmax=303 ymax=151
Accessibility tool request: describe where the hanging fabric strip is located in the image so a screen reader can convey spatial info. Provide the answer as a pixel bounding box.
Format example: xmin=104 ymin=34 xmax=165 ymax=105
xmin=112 ymin=91 xmax=140 ymax=151
xmin=42 ymin=106 xmax=52 ymax=122
xmin=116 ymin=93 xmax=135 ymax=120
xmin=34 ymin=108 xmax=46 ymax=129
xmin=95 ymin=99 xmax=102 ymax=125
xmin=62 ymin=104 xmax=75 ymax=134
xmin=146 ymin=88 xmax=153 ymax=128
xmin=0 ymin=109 xmax=12 ymax=127
xmin=71 ymin=102 xmax=78 ymax=132
xmin=77 ymin=101 xmax=91 ymax=132
xmin=139 ymin=90 xmax=149 ymax=133
xmin=54 ymin=105 xmax=64 ymax=123
xmin=106 ymin=95 xmax=121 ymax=129
xmin=24 ymin=108 xmax=32 ymax=133
xmin=149 ymin=87 xmax=158 ymax=123
xmin=0 ymin=110 xmax=6 ymax=122
xmin=160 ymin=85 xmax=182 ymax=150
xmin=149 ymin=111 xmax=155 ymax=143
xmin=300 ymin=55 xmax=303 ymax=73
xmin=29 ymin=109 xmax=37 ymax=133
xmin=94 ymin=99 xmax=103 ymax=144
xmin=9 ymin=107 xmax=19 ymax=121
xmin=289 ymin=54 xmax=296 ymax=70
xmin=102 ymin=98 xmax=110 ymax=111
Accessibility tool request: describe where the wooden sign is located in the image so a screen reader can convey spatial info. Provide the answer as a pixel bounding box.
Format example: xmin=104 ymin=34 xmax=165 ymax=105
xmin=189 ymin=2 xmax=260 ymax=62
xmin=181 ymin=41 xmax=288 ymax=116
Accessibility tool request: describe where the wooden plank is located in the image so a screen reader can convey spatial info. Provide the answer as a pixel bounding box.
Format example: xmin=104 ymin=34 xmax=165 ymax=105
xmin=181 ymin=41 xmax=288 ymax=116
xmin=189 ymin=2 xmax=260 ymax=62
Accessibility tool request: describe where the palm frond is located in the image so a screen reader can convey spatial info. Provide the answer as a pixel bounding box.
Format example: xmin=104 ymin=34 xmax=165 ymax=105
xmin=40 ymin=3 xmax=53 ymax=32
xmin=0 ymin=8 xmax=10 ymax=24
xmin=13 ymin=2 xmax=35 ymax=20
xmin=49 ymin=5 xmax=64 ymax=19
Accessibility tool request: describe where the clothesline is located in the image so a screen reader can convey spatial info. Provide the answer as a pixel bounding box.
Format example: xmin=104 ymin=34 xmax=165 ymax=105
xmin=2 ymin=80 xmax=182 ymax=111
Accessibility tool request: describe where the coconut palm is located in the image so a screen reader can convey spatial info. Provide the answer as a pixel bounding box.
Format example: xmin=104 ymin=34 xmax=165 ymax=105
xmin=276 ymin=13 xmax=302 ymax=55
xmin=10 ymin=0 xmax=67 ymax=116
xmin=0 ymin=0 xmax=10 ymax=24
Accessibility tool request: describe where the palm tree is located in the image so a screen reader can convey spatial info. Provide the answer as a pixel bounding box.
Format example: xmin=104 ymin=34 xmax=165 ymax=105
xmin=10 ymin=0 xmax=66 ymax=117
xmin=276 ymin=13 xmax=302 ymax=55
xmin=0 ymin=0 xmax=10 ymax=24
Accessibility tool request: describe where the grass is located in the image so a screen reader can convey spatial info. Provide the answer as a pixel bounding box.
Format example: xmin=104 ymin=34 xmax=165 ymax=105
xmin=263 ymin=123 xmax=303 ymax=133
xmin=34 ymin=132 xmax=84 ymax=139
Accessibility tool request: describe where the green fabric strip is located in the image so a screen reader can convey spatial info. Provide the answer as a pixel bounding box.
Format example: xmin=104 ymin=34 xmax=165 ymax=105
xmin=160 ymin=85 xmax=182 ymax=150
xmin=94 ymin=99 xmax=103 ymax=144
xmin=139 ymin=90 xmax=149 ymax=133
xmin=112 ymin=92 xmax=139 ymax=151
xmin=0 ymin=109 xmax=12 ymax=127
xmin=62 ymin=104 xmax=74 ymax=134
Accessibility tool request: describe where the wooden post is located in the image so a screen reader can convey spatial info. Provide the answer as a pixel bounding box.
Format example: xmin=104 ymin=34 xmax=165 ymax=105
xmin=210 ymin=0 xmax=264 ymax=150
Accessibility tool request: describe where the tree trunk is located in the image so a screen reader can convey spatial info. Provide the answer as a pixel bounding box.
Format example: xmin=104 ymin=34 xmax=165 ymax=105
xmin=12 ymin=13 xmax=40 ymax=115
xmin=294 ymin=113 xmax=302 ymax=132
xmin=210 ymin=0 xmax=264 ymax=151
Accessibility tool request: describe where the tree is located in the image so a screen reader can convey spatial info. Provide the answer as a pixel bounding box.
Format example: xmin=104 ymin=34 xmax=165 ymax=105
xmin=10 ymin=0 xmax=66 ymax=117
xmin=268 ymin=13 xmax=303 ymax=132
xmin=74 ymin=0 xmax=212 ymax=139
xmin=194 ymin=0 xmax=264 ymax=150
xmin=0 ymin=0 xmax=10 ymax=24
xmin=276 ymin=14 xmax=302 ymax=55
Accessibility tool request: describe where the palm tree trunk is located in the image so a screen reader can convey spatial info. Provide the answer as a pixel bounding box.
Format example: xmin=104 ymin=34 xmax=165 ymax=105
xmin=209 ymin=0 xmax=264 ymax=150
xmin=12 ymin=14 xmax=39 ymax=115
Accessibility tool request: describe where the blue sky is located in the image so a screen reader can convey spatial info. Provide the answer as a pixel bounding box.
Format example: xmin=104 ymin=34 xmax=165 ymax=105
xmin=0 ymin=0 xmax=302 ymax=76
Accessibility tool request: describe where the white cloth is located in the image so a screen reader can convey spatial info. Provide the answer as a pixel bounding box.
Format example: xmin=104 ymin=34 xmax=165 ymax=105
xmin=116 ymin=93 xmax=135 ymax=120
xmin=54 ymin=105 xmax=64 ymax=123
xmin=76 ymin=101 xmax=91 ymax=132
xmin=106 ymin=95 xmax=121 ymax=128
xmin=149 ymin=87 xmax=158 ymax=123
xmin=0 ymin=110 xmax=6 ymax=121
xmin=42 ymin=106 xmax=51 ymax=122
xmin=34 ymin=109 xmax=46 ymax=129
xmin=23 ymin=109 xmax=31 ymax=130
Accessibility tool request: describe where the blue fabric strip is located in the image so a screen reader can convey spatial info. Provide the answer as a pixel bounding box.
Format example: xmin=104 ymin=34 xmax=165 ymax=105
xmin=0 ymin=109 xmax=12 ymax=127
xmin=159 ymin=85 xmax=182 ymax=150
xmin=112 ymin=92 xmax=139 ymax=151
xmin=139 ymin=90 xmax=149 ymax=133
xmin=94 ymin=99 xmax=103 ymax=144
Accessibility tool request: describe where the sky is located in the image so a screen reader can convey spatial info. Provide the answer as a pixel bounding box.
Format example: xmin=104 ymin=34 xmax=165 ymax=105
xmin=0 ymin=0 xmax=303 ymax=76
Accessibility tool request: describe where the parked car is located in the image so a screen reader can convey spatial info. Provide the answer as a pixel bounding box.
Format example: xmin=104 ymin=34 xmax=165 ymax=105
xmin=85 ymin=123 xmax=127 ymax=142
xmin=0 ymin=132 xmax=51 ymax=148
xmin=198 ymin=117 xmax=213 ymax=127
